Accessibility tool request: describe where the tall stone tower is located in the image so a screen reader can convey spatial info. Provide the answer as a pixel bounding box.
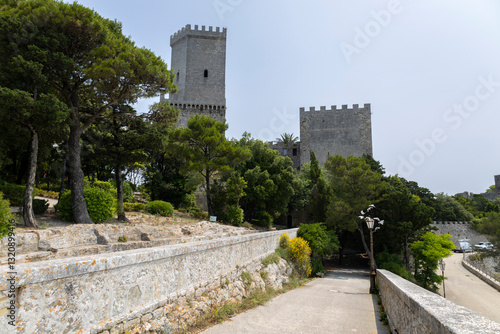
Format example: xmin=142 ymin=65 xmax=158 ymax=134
xmin=166 ymin=24 xmax=227 ymax=127
xmin=299 ymin=103 xmax=373 ymax=166
xmin=495 ymin=175 xmax=500 ymax=194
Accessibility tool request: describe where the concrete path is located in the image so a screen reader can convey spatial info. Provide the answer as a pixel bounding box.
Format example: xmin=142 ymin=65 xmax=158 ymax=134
xmin=202 ymin=268 xmax=389 ymax=334
xmin=439 ymin=253 xmax=500 ymax=323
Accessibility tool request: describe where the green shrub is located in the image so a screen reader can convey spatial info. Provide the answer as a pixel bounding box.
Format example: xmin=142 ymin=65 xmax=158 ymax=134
xmin=32 ymin=199 xmax=49 ymax=215
xmin=190 ymin=207 xmax=210 ymax=220
xmin=0 ymin=192 xmax=13 ymax=238
xmin=261 ymin=252 xmax=281 ymax=266
xmin=56 ymin=188 xmax=115 ymax=223
xmin=118 ymin=236 xmax=127 ymax=242
xmin=376 ymin=251 xmax=415 ymax=283
xmin=122 ymin=182 xmax=134 ymax=203
xmin=123 ymin=202 xmax=145 ymax=212
xmin=145 ymin=200 xmax=174 ymax=217
xmin=180 ymin=193 xmax=198 ymax=211
xmin=35 ymin=189 xmax=59 ymax=199
xmin=0 ymin=183 xmax=26 ymax=206
xmin=311 ymin=258 xmax=324 ymax=276
xmin=297 ymin=223 xmax=339 ymax=258
xmin=222 ymin=205 xmax=244 ymax=226
xmin=252 ymin=210 xmax=273 ymax=228
xmin=92 ymin=181 xmax=117 ymax=197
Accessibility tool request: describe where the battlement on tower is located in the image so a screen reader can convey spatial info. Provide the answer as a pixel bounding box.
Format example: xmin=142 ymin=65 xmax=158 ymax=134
xmin=299 ymin=103 xmax=371 ymax=113
xmin=170 ymin=24 xmax=227 ymax=46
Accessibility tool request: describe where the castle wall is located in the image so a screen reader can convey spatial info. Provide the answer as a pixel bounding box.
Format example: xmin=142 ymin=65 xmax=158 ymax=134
xmin=171 ymin=103 xmax=226 ymax=128
xmin=267 ymin=142 xmax=301 ymax=170
xmin=299 ymin=104 xmax=373 ymax=166
xmin=432 ymin=221 xmax=486 ymax=246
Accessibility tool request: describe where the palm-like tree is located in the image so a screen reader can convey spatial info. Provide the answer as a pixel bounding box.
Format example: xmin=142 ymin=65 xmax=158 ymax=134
xmin=277 ymin=133 xmax=299 ymax=145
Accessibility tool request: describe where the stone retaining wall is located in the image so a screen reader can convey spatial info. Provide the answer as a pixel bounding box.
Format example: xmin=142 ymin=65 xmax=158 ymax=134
xmin=376 ymin=269 xmax=500 ymax=334
xmin=431 ymin=221 xmax=485 ymax=246
xmin=0 ymin=228 xmax=297 ymax=333
xmin=462 ymin=259 xmax=500 ymax=292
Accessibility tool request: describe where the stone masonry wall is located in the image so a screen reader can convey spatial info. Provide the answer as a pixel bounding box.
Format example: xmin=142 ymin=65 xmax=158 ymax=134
xmin=0 ymin=228 xmax=297 ymax=333
xmin=377 ymin=269 xmax=500 ymax=334
xmin=299 ymin=104 xmax=373 ymax=167
xmin=431 ymin=221 xmax=486 ymax=246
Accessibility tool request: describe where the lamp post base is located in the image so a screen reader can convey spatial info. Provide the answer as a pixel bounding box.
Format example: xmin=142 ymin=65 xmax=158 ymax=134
xmin=369 ymin=270 xmax=377 ymax=294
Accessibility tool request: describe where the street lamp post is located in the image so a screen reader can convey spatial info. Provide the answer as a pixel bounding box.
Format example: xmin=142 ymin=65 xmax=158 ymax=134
xmin=439 ymin=258 xmax=446 ymax=298
xmin=366 ymin=218 xmax=377 ymax=294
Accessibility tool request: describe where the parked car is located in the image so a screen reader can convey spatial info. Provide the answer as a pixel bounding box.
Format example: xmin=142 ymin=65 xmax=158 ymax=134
xmin=474 ymin=242 xmax=494 ymax=250
xmin=453 ymin=240 xmax=473 ymax=253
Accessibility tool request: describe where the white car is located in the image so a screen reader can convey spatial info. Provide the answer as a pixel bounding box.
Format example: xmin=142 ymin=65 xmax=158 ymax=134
xmin=474 ymin=242 xmax=494 ymax=250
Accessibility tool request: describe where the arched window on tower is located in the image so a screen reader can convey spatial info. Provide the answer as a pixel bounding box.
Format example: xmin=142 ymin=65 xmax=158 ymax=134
xmin=176 ymin=71 xmax=180 ymax=82
xmin=204 ymin=69 xmax=208 ymax=78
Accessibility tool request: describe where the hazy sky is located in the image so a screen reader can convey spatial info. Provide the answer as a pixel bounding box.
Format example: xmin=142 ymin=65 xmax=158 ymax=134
xmin=69 ymin=0 xmax=500 ymax=196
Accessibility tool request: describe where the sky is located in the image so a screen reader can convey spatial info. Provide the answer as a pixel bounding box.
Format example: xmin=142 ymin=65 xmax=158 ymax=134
xmin=68 ymin=0 xmax=500 ymax=196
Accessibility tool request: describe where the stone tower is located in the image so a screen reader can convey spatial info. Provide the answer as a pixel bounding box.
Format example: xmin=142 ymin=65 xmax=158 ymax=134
xmin=495 ymin=175 xmax=500 ymax=194
xmin=299 ymin=103 xmax=373 ymax=166
xmin=166 ymin=24 xmax=227 ymax=127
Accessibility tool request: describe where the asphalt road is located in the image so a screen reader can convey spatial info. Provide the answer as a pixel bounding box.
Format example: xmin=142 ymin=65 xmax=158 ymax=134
xmin=439 ymin=253 xmax=500 ymax=323
xmin=202 ymin=268 xmax=389 ymax=334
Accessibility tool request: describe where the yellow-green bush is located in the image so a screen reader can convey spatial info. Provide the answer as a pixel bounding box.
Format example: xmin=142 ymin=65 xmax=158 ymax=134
xmin=35 ymin=189 xmax=59 ymax=199
xmin=279 ymin=232 xmax=291 ymax=249
xmin=288 ymin=237 xmax=312 ymax=277
xmin=123 ymin=202 xmax=145 ymax=212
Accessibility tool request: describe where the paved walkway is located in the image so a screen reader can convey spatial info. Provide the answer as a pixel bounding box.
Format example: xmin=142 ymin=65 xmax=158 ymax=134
xmin=439 ymin=253 xmax=500 ymax=323
xmin=202 ymin=268 xmax=389 ymax=334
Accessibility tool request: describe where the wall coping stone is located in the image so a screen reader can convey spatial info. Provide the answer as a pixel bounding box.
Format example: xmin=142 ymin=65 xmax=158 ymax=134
xmin=377 ymin=269 xmax=500 ymax=333
xmin=0 ymin=228 xmax=298 ymax=290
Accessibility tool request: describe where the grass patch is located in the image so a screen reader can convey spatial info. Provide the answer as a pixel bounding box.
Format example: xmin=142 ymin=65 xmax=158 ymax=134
xmin=376 ymin=291 xmax=391 ymax=330
xmin=261 ymin=252 xmax=281 ymax=266
xmin=275 ymin=246 xmax=289 ymax=261
xmin=118 ymin=236 xmax=127 ymax=242
xmin=241 ymin=271 xmax=252 ymax=288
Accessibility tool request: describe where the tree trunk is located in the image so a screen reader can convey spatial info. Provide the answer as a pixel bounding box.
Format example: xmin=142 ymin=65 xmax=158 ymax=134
xmin=115 ymin=164 xmax=127 ymax=221
xmin=67 ymin=125 xmax=93 ymax=224
xmin=205 ymin=168 xmax=213 ymax=216
xmin=404 ymin=235 xmax=410 ymax=271
xmin=338 ymin=231 xmax=345 ymax=265
xmin=58 ymin=153 xmax=67 ymax=203
xmin=23 ymin=126 xmax=39 ymax=228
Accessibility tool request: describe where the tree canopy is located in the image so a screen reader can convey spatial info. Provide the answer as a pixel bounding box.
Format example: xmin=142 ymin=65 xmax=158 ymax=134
xmin=0 ymin=0 xmax=177 ymax=223
xmin=170 ymin=115 xmax=250 ymax=216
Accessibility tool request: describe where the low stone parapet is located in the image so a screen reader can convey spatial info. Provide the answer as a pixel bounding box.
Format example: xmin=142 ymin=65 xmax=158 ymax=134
xmin=0 ymin=228 xmax=297 ymax=333
xmin=462 ymin=259 xmax=500 ymax=292
xmin=376 ymin=269 xmax=500 ymax=333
